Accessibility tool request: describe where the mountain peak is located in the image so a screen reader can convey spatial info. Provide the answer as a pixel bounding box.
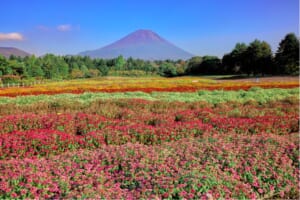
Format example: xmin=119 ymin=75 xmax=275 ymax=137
xmin=111 ymin=29 xmax=166 ymax=47
xmin=133 ymin=29 xmax=156 ymax=34
xmin=0 ymin=47 xmax=31 ymax=58
xmin=79 ymin=30 xmax=194 ymax=60
xmin=130 ymin=29 xmax=163 ymax=40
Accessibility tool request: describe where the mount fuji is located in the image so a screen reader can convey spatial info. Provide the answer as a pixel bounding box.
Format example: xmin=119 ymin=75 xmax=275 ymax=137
xmin=79 ymin=29 xmax=193 ymax=60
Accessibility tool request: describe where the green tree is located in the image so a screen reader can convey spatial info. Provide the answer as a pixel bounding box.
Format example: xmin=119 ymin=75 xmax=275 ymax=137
xmin=174 ymin=60 xmax=187 ymax=76
xmin=158 ymin=62 xmax=177 ymax=77
xmin=0 ymin=55 xmax=9 ymax=75
xmin=80 ymin=64 xmax=90 ymax=77
xmin=186 ymin=56 xmax=202 ymax=74
xmin=70 ymin=69 xmax=84 ymax=78
xmin=200 ymin=56 xmax=222 ymax=74
xmin=88 ymin=69 xmax=100 ymax=77
xmin=275 ymin=33 xmax=299 ymax=75
xmin=98 ymin=65 xmax=109 ymax=76
xmin=57 ymin=57 xmax=69 ymax=78
xmin=31 ymin=58 xmax=44 ymax=77
xmin=8 ymin=59 xmax=25 ymax=75
xmin=242 ymin=40 xmax=273 ymax=75
xmin=222 ymin=43 xmax=247 ymax=74
xmin=231 ymin=43 xmax=247 ymax=73
xmin=41 ymin=54 xmax=58 ymax=79
xmin=41 ymin=54 xmax=69 ymax=79
xmin=115 ymin=55 xmax=126 ymax=70
xmin=222 ymin=53 xmax=234 ymax=73
xmin=82 ymin=56 xmax=94 ymax=69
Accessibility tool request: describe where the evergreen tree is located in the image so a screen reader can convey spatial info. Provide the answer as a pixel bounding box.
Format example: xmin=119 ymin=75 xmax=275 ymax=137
xmin=275 ymin=33 xmax=299 ymax=75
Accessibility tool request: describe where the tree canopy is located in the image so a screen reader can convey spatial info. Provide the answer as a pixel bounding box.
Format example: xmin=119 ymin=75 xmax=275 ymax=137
xmin=275 ymin=33 xmax=299 ymax=75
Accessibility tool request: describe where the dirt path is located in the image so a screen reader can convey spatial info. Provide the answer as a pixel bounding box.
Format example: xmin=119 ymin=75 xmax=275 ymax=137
xmin=217 ymin=76 xmax=299 ymax=83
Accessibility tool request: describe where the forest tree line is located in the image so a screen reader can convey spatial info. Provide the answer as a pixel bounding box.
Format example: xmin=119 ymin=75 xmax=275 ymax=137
xmin=0 ymin=33 xmax=298 ymax=83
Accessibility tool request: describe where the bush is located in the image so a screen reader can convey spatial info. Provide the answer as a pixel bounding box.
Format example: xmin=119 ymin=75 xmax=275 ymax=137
xmin=70 ymin=69 xmax=85 ymax=79
xmin=88 ymin=69 xmax=100 ymax=77
xmin=108 ymin=70 xmax=153 ymax=77
xmin=158 ymin=63 xmax=177 ymax=77
xmin=0 ymin=75 xmax=21 ymax=84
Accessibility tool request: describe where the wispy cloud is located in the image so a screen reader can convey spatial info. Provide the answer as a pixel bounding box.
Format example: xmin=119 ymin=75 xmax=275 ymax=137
xmin=57 ymin=24 xmax=72 ymax=32
xmin=37 ymin=24 xmax=79 ymax=32
xmin=0 ymin=32 xmax=24 ymax=41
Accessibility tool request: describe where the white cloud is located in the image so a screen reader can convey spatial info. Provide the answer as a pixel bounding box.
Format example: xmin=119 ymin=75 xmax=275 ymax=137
xmin=0 ymin=32 xmax=24 ymax=41
xmin=57 ymin=24 xmax=72 ymax=32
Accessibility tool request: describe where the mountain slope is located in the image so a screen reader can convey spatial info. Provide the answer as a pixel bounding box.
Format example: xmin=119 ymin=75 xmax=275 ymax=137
xmin=79 ymin=29 xmax=193 ymax=60
xmin=0 ymin=47 xmax=31 ymax=58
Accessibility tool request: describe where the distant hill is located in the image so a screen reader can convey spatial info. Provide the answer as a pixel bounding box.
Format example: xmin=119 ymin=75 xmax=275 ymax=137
xmin=0 ymin=47 xmax=31 ymax=58
xmin=79 ymin=29 xmax=193 ymax=60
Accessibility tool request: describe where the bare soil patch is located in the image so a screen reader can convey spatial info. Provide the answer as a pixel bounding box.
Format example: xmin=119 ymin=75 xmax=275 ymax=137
xmin=216 ymin=76 xmax=299 ymax=83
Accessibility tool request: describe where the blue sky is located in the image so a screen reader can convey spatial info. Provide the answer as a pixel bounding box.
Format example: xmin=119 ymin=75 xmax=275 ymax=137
xmin=0 ymin=0 xmax=298 ymax=57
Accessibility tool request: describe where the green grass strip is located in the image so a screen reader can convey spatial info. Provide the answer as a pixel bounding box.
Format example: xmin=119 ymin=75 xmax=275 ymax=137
xmin=0 ymin=87 xmax=298 ymax=105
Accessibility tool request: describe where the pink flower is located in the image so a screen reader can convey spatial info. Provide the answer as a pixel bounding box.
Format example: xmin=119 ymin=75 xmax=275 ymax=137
xmin=162 ymin=192 xmax=169 ymax=198
xmin=280 ymin=191 xmax=285 ymax=198
xmin=20 ymin=189 xmax=27 ymax=196
xmin=11 ymin=193 xmax=18 ymax=198
xmin=179 ymin=190 xmax=187 ymax=198
xmin=249 ymin=192 xmax=256 ymax=199
xmin=206 ymin=193 xmax=213 ymax=200
xmin=252 ymin=181 xmax=259 ymax=188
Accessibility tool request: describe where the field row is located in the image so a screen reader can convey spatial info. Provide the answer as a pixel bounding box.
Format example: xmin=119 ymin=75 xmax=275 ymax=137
xmin=0 ymin=76 xmax=298 ymax=97
xmin=1 ymin=133 xmax=298 ymax=199
xmin=0 ymin=87 xmax=298 ymax=106
xmin=0 ymin=99 xmax=298 ymax=160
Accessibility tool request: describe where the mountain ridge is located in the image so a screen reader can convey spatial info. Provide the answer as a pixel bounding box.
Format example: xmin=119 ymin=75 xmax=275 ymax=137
xmin=0 ymin=47 xmax=31 ymax=58
xmin=79 ymin=29 xmax=193 ymax=60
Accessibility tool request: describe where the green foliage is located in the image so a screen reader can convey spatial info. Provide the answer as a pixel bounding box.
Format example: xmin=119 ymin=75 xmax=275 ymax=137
xmin=275 ymin=33 xmax=300 ymax=75
xmin=0 ymin=55 xmax=11 ymax=75
xmin=24 ymin=56 xmax=44 ymax=77
xmin=39 ymin=54 xmax=69 ymax=79
xmin=201 ymin=56 xmax=222 ymax=74
xmin=88 ymin=69 xmax=100 ymax=77
xmin=0 ymin=75 xmax=21 ymax=84
xmin=80 ymin=65 xmax=90 ymax=78
xmin=222 ymin=43 xmax=247 ymax=74
xmin=108 ymin=70 xmax=155 ymax=77
xmin=186 ymin=56 xmax=221 ymax=75
xmin=222 ymin=33 xmax=299 ymax=76
xmin=70 ymin=69 xmax=85 ymax=79
xmin=115 ymin=55 xmax=126 ymax=70
xmin=158 ymin=62 xmax=177 ymax=77
xmin=96 ymin=64 xmax=109 ymax=76
xmin=0 ymin=88 xmax=297 ymax=105
xmin=243 ymin=40 xmax=273 ymax=75
xmin=186 ymin=56 xmax=202 ymax=74
xmin=8 ymin=59 xmax=25 ymax=75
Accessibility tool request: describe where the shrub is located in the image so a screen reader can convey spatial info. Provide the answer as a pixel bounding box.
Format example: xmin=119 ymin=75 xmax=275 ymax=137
xmin=0 ymin=75 xmax=21 ymax=84
xmin=70 ymin=69 xmax=85 ymax=79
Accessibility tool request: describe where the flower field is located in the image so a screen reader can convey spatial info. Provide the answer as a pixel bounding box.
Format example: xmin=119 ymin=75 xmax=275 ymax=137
xmin=0 ymin=76 xmax=298 ymax=97
xmin=0 ymin=77 xmax=299 ymax=199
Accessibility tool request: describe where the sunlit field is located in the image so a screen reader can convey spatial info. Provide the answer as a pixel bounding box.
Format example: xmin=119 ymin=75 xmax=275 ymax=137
xmin=0 ymin=76 xmax=298 ymax=96
xmin=1 ymin=0 xmax=299 ymax=198
xmin=0 ymin=76 xmax=299 ymax=199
